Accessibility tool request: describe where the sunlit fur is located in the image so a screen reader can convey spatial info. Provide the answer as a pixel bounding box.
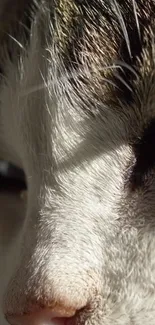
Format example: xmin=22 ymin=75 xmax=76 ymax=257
xmin=1 ymin=1 xmax=155 ymax=324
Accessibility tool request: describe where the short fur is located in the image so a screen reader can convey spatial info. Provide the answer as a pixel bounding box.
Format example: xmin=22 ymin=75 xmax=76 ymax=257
xmin=1 ymin=1 xmax=155 ymax=324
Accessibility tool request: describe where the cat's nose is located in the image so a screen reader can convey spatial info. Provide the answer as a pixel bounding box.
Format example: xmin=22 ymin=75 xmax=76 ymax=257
xmin=6 ymin=304 xmax=76 ymax=325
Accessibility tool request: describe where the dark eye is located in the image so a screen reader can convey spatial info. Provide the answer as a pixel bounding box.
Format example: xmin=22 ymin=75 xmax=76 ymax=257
xmin=0 ymin=162 xmax=26 ymax=192
xmin=130 ymin=119 xmax=155 ymax=189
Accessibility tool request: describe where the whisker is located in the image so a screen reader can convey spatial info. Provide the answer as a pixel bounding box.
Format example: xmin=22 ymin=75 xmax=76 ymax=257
xmin=8 ymin=34 xmax=26 ymax=51
xmin=114 ymin=61 xmax=138 ymax=78
xmin=20 ymin=83 xmax=47 ymax=97
xmin=101 ymin=65 xmax=123 ymax=71
xmin=132 ymin=0 xmax=141 ymax=40
xmin=100 ymin=62 xmax=138 ymax=80
xmin=102 ymin=77 xmax=119 ymax=89
xmin=113 ymin=73 xmax=133 ymax=92
xmin=112 ymin=0 xmax=132 ymax=58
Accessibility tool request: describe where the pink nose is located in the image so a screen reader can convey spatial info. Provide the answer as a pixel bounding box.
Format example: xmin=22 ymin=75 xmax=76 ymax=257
xmin=6 ymin=305 xmax=76 ymax=325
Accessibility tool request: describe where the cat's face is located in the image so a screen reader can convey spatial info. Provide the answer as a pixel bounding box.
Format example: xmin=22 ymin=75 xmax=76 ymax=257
xmin=1 ymin=1 xmax=155 ymax=325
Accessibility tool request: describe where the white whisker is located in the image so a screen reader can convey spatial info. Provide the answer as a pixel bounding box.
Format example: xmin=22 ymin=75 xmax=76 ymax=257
xmin=100 ymin=62 xmax=138 ymax=83
xmin=132 ymin=0 xmax=141 ymax=40
xmin=102 ymin=77 xmax=119 ymax=89
xmin=20 ymin=83 xmax=47 ymax=97
xmin=112 ymin=0 xmax=132 ymax=58
xmin=114 ymin=61 xmax=138 ymax=78
xmin=114 ymin=73 xmax=133 ymax=92
xmin=8 ymin=34 xmax=26 ymax=51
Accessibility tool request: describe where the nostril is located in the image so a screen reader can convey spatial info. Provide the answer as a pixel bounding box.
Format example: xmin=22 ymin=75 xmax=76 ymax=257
xmin=6 ymin=305 xmax=77 ymax=325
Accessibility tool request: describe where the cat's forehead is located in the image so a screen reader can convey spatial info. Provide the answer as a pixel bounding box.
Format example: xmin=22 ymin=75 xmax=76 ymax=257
xmin=1 ymin=0 xmax=155 ymax=112
xmin=48 ymin=0 xmax=155 ymax=111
